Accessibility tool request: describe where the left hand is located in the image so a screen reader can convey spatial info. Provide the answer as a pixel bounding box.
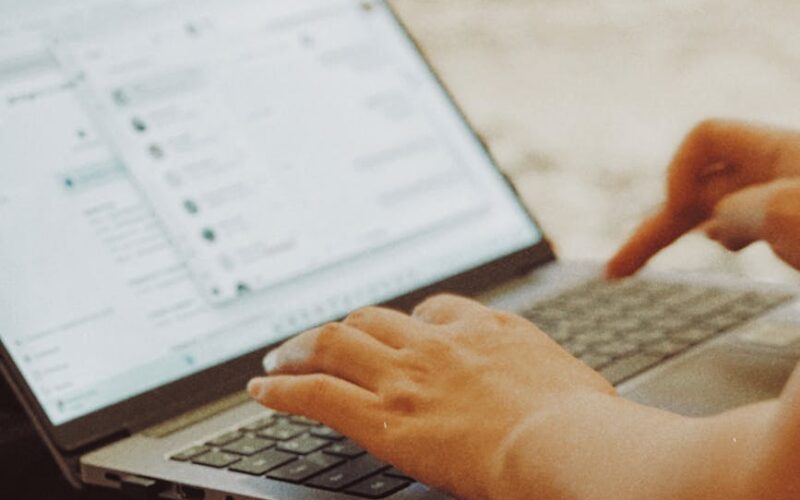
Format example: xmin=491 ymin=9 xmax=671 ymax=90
xmin=247 ymin=295 xmax=615 ymax=498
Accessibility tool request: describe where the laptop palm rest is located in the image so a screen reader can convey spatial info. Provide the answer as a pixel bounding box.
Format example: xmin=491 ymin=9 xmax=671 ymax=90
xmin=621 ymin=345 xmax=797 ymax=417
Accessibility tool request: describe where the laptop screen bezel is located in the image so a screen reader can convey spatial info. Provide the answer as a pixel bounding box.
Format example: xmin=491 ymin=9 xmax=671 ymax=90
xmin=0 ymin=0 xmax=556 ymax=453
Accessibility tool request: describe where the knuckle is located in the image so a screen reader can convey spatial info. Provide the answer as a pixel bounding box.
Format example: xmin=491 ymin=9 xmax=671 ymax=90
xmin=420 ymin=335 xmax=455 ymax=358
xmin=382 ymin=384 xmax=420 ymax=415
xmin=490 ymin=310 xmax=518 ymax=327
xmin=345 ymin=306 xmax=381 ymax=324
xmin=688 ymin=119 xmax=721 ymax=143
xmin=313 ymin=323 xmax=344 ymax=358
xmin=414 ymin=293 xmax=470 ymax=316
xmin=306 ymin=376 xmax=330 ymax=402
xmin=419 ymin=293 xmax=456 ymax=309
xmin=397 ymin=348 xmax=433 ymax=379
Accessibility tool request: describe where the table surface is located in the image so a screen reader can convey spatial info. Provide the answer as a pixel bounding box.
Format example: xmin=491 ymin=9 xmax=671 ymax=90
xmin=7 ymin=1 xmax=800 ymax=497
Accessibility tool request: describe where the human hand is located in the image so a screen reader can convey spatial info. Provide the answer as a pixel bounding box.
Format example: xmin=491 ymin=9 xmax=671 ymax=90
xmin=607 ymin=119 xmax=800 ymax=278
xmin=247 ymin=295 xmax=615 ymax=498
xmin=246 ymin=295 xmax=800 ymax=500
xmin=699 ymin=178 xmax=800 ymax=267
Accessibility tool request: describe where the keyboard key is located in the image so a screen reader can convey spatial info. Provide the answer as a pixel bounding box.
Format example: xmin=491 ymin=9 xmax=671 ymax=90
xmin=763 ymin=292 xmax=795 ymax=307
xmin=277 ymin=435 xmax=329 ymax=455
xmin=684 ymin=294 xmax=738 ymax=317
xmin=673 ymin=327 xmax=717 ymax=344
xmin=240 ymin=415 xmax=277 ymax=432
xmin=223 ymin=436 xmax=275 ymax=456
xmin=584 ymin=331 xmax=616 ymax=344
xmin=257 ymin=422 xmax=306 ymax=441
xmin=268 ymin=459 xmax=331 ymax=483
xmin=645 ymin=339 xmax=691 ymax=357
xmin=595 ymin=341 xmax=637 ymax=358
xmin=522 ymin=279 xmax=792 ymax=389
xmin=626 ymin=329 xmax=667 ymax=344
xmin=647 ymin=316 xmax=692 ymax=332
xmin=267 ymin=451 xmax=342 ymax=483
xmin=729 ymin=301 xmax=772 ymax=318
xmin=289 ymin=415 xmax=320 ymax=426
xmin=306 ymin=455 xmax=389 ymax=491
xmin=324 ymin=439 xmax=366 ymax=458
xmin=579 ymin=353 xmax=612 ymax=370
xmin=546 ymin=325 xmax=572 ymax=343
xmin=170 ymin=445 xmax=210 ymax=462
xmin=702 ymin=314 xmax=747 ymax=332
xmin=310 ymin=425 xmax=345 ymax=441
xmin=601 ymin=354 xmax=661 ymax=384
xmin=345 ymin=476 xmax=411 ymax=499
xmin=229 ymin=449 xmax=296 ymax=475
xmin=603 ymin=318 xmax=643 ymax=333
xmin=563 ymin=340 xmax=589 ymax=356
xmin=206 ymin=430 xmax=243 ymax=447
xmin=303 ymin=451 xmax=345 ymax=470
xmin=192 ymin=451 xmax=241 ymax=468
xmin=383 ymin=467 xmax=414 ymax=480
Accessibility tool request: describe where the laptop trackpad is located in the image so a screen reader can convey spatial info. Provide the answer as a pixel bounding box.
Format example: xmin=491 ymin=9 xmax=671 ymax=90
xmin=621 ymin=346 xmax=798 ymax=417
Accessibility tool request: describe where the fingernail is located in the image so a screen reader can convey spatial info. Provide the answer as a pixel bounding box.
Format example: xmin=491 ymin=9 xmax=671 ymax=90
xmin=263 ymin=350 xmax=279 ymax=373
xmin=247 ymin=378 xmax=267 ymax=400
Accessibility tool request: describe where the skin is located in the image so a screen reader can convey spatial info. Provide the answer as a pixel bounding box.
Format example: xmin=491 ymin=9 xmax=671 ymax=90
xmin=249 ymin=119 xmax=800 ymax=499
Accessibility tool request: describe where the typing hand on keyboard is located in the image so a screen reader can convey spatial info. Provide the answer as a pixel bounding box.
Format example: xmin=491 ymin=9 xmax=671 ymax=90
xmin=246 ymin=293 xmax=800 ymax=500
xmin=247 ymin=295 xmax=616 ymax=499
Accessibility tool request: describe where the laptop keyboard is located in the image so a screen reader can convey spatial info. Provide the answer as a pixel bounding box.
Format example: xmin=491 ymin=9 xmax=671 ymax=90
xmin=171 ymin=412 xmax=414 ymax=498
xmin=524 ymin=279 xmax=794 ymax=384
xmin=170 ymin=279 xmax=794 ymax=498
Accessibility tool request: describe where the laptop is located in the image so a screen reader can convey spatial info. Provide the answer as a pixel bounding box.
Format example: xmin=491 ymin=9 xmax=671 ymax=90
xmin=1 ymin=1 xmax=799 ymax=499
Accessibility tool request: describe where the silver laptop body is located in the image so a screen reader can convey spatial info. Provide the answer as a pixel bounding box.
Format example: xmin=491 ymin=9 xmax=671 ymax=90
xmin=1 ymin=1 xmax=798 ymax=499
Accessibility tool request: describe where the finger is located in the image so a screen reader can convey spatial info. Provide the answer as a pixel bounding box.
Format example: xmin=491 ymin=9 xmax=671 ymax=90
xmin=762 ymin=185 xmax=800 ymax=271
xmin=263 ymin=322 xmax=397 ymax=391
xmin=248 ymin=374 xmax=381 ymax=436
xmin=607 ymin=120 xmax=796 ymax=280
xmin=665 ymin=120 xmax=788 ymax=211
xmin=343 ymin=306 xmax=422 ymax=348
xmin=411 ymin=294 xmax=487 ymax=325
xmin=700 ymin=219 xmax=754 ymax=252
xmin=699 ymin=179 xmax=800 ymax=253
xmin=606 ymin=209 xmax=703 ymax=279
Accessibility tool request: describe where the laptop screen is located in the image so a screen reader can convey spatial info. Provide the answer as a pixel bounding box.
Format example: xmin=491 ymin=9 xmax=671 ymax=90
xmin=0 ymin=0 xmax=541 ymax=425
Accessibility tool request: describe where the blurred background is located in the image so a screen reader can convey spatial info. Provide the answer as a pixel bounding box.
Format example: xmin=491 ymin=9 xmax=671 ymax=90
xmin=392 ymin=0 xmax=800 ymax=285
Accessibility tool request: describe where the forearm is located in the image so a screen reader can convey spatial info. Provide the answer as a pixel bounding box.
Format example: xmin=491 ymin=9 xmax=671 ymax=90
xmin=487 ymin=392 xmax=781 ymax=500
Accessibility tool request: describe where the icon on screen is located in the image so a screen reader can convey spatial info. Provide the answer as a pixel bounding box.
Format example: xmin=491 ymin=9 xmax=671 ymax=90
xmin=148 ymin=144 xmax=165 ymax=160
xmin=132 ymin=117 xmax=147 ymax=133
xmin=201 ymin=228 xmax=217 ymax=243
xmin=183 ymin=199 xmax=199 ymax=215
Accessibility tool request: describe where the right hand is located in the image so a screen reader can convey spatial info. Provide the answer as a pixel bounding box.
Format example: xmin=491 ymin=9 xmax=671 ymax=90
xmin=606 ymin=119 xmax=800 ymax=278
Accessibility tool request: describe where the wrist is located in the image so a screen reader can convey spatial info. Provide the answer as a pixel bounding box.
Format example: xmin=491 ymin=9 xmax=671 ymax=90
xmin=487 ymin=392 xmax=778 ymax=500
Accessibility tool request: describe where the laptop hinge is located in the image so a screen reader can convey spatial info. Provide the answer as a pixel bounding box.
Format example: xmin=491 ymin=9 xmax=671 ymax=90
xmin=72 ymin=427 xmax=132 ymax=456
xmin=142 ymin=390 xmax=250 ymax=438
